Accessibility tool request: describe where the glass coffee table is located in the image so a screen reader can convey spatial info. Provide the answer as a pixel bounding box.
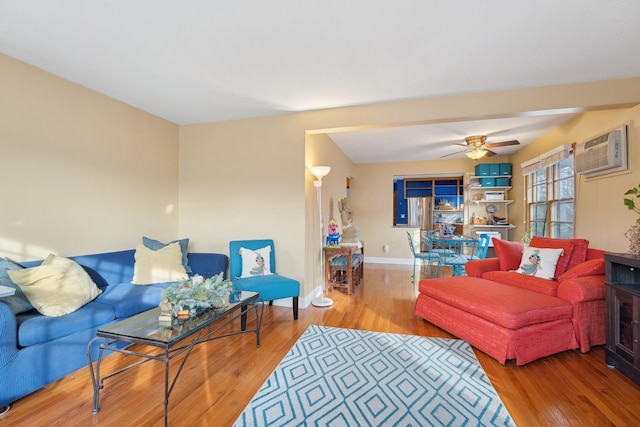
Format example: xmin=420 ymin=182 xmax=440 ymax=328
xmin=0 ymin=285 xmax=16 ymax=297
xmin=87 ymin=290 xmax=263 ymax=427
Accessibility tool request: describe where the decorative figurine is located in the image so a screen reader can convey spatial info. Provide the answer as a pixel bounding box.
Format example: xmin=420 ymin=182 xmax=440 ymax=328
xmin=339 ymin=198 xmax=360 ymax=244
xmin=158 ymin=297 xmax=173 ymax=324
xmin=326 ymin=218 xmax=340 ymax=246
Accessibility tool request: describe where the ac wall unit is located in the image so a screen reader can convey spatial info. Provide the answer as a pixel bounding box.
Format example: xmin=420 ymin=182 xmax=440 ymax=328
xmin=575 ymin=125 xmax=628 ymax=177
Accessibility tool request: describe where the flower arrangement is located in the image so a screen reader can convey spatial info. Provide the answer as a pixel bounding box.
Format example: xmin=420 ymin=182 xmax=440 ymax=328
xmin=161 ymin=273 xmax=234 ymax=316
xmin=438 ymin=222 xmax=455 ymax=237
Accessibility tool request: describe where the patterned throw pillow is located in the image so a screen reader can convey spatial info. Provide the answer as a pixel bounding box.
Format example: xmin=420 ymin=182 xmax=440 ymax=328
xmin=530 ymin=237 xmax=590 ymax=272
xmin=239 ymin=246 xmax=273 ymax=278
xmin=529 ymin=237 xmax=575 ymax=277
xmin=514 ymin=247 xmax=564 ymax=280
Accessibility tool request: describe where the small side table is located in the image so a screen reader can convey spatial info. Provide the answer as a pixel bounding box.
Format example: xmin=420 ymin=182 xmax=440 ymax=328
xmin=324 ymin=244 xmax=363 ymax=295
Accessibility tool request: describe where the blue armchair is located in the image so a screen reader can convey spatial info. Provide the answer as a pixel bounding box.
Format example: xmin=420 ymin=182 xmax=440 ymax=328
xmin=229 ymin=239 xmax=300 ymax=320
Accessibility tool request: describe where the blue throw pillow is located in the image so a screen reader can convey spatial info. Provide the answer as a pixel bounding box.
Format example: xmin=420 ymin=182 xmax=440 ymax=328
xmin=142 ymin=236 xmax=192 ymax=273
xmin=0 ymin=257 xmax=35 ymax=314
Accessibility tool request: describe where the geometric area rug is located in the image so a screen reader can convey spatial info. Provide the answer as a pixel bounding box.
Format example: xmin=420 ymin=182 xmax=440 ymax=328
xmin=233 ymin=325 xmax=514 ymax=426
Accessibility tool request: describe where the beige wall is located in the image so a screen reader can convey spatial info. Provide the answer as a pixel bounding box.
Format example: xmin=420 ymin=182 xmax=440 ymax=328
xmin=350 ymin=105 xmax=640 ymax=263
xmin=0 ymin=54 xmax=179 ymax=260
xmin=305 ymin=133 xmax=356 ymax=297
xmin=4 ymin=51 xmax=640 ymax=306
xmin=349 ymin=157 xmax=508 ymax=262
xmin=177 ymin=114 xmax=306 ymax=283
xmin=510 ymin=106 xmax=640 ymax=253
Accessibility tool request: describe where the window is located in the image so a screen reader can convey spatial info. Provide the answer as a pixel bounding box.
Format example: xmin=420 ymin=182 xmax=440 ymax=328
xmin=393 ymin=175 xmax=463 ymax=227
xmin=524 ymin=147 xmax=574 ymax=238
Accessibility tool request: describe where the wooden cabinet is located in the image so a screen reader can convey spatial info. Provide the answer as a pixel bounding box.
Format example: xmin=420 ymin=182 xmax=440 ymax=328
xmin=605 ymin=253 xmax=640 ymax=386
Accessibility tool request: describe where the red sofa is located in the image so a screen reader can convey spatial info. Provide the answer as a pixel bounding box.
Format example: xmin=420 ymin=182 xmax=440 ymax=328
xmin=414 ymin=237 xmax=607 ymax=365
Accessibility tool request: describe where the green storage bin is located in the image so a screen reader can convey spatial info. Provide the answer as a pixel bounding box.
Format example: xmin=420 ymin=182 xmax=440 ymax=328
xmin=496 ymin=177 xmax=510 ymax=186
xmin=489 ymin=164 xmax=500 ymax=176
xmin=480 ymin=178 xmax=496 ymax=187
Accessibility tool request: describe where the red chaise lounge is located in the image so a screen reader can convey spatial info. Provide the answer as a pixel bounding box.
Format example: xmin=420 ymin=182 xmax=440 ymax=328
xmin=414 ymin=237 xmax=607 ymax=365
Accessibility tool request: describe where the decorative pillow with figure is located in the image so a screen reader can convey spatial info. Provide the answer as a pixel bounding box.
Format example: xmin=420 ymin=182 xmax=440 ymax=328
xmin=239 ymin=246 xmax=273 ymax=278
xmin=514 ymin=246 xmax=564 ymax=280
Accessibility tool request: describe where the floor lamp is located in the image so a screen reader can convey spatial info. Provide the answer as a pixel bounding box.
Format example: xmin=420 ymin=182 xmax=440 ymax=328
xmin=310 ymin=165 xmax=333 ymax=307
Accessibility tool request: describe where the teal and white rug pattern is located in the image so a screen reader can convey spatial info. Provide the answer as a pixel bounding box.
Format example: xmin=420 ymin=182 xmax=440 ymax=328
xmin=234 ymin=325 xmax=514 ymax=426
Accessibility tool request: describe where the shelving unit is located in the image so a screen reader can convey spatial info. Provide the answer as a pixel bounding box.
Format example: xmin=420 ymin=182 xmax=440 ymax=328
xmin=432 ymin=178 xmax=464 ymax=231
xmin=465 ymin=173 xmax=516 ymax=241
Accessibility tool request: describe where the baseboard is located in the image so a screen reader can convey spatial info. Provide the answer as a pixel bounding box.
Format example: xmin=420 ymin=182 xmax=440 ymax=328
xmin=272 ymin=288 xmax=318 ymax=309
xmin=364 ymin=256 xmax=412 ymax=265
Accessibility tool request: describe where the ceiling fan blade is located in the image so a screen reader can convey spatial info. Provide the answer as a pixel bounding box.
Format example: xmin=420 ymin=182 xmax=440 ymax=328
xmin=440 ymin=149 xmax=466 ymax=158
xmin=486 ymin=139 xmax=520 ymax=148
xmin=485 ymin=149 xmax=498 ymax=157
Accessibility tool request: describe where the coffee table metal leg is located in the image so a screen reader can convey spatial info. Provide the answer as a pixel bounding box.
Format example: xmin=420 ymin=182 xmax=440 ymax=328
xmin=87 ymin=337 xmax=107 ymax=413
xmin=240 ymin=304 xmax=248 ymax=331
xmin=255 ymin=299 xmax=264 ymax=348
xmin=164 ymin=349 xmax=170 ymax=427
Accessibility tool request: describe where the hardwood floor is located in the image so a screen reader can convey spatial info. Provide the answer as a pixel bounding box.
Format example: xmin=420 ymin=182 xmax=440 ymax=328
xmin=3 ymin=264 xmax=640 ymax=426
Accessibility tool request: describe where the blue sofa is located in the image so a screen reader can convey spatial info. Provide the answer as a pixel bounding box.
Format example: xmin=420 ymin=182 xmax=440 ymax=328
xmin=0 ymin=249 xmax=228 ymax=410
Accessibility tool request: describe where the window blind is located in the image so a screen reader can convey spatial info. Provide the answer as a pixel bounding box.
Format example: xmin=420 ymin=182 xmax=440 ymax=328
xmin=520 ymin=144 xmax=572 ymax=175
xmin=520 ymin=156 xmax=541 ymax=176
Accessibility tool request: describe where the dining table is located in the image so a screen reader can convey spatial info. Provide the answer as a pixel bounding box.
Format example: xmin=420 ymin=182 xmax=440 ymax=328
xmin=423 ymin=230 xmax=479 ymax=276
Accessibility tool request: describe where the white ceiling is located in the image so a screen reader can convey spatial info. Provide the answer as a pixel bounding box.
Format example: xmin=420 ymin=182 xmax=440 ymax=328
xmin=327 ymin=113 xmax=580 ymax=163
xmin=2 ymin=1 xmax=639 ymax=162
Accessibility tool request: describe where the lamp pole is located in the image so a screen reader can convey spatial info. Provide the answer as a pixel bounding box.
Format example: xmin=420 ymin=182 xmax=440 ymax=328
xmin=309 ymin=166 xmax=333 ymax=307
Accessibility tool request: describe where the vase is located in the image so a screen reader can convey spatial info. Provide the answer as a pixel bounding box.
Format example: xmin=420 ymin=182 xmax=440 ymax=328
xmin=625 ymin=218 xmax=640 ymax=256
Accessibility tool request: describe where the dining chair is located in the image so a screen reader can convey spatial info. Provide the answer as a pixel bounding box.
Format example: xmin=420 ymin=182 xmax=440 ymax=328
xmin=475 ymin=233 xmax=491 ymax=259
xmin=406 ymin=232 xmax=440 ymax=282
xmin=444 ymin=234 xmax=490 ymax=276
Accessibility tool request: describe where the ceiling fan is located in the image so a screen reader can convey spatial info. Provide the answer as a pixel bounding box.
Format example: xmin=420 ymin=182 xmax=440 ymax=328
xmin=442 ymin=135 xmax=520 ymax=160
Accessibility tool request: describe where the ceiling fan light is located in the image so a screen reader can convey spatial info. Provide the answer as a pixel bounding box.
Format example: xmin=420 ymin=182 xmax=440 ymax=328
xmin=465 ymin=148 xmax=488 ymax=160
xmin=465 ymin=135 xmax=487 ymax=147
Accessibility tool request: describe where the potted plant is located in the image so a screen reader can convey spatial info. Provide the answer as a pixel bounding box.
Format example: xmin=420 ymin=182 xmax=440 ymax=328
xmin=624 ymin=183 xmax=640 ymax=255
xmin=520 ymin=225 xmax=533 ymax=245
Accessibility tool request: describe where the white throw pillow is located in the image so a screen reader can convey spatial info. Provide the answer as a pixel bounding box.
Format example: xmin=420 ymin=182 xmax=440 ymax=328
xmin=132 ymin=242 xmax=188 ymax=285
xmin=239 ymin=246 xmax=273 ymax=278
xmin=8 ymin=254 xmax=102 ymax=317
xmin=514 ymin=246 xmax=564 ymax=280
